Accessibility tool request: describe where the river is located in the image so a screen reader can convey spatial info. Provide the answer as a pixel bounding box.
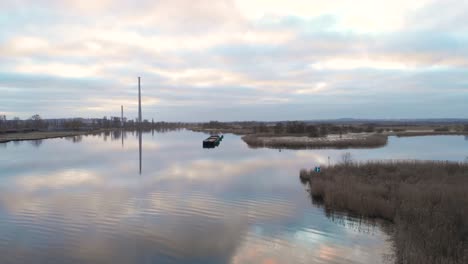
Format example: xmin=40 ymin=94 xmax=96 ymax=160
xmin=1 ymin=130 xmax=467 ymax=263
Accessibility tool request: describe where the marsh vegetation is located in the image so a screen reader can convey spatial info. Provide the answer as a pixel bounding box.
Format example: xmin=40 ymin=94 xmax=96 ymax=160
xmin=301 ymin=159 xmax=468 ymax=264
xmin=242 ymin=133 xmax=388 ymax=149
xmin=190 ymin=120 xmax=468 ymax=149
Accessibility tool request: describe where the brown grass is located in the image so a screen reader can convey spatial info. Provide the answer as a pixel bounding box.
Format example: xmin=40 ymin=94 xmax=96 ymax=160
xmin=301 ymin=161 xmax=468 ymax=264
xmin=242 ymin=133 xmax=388 ymax=149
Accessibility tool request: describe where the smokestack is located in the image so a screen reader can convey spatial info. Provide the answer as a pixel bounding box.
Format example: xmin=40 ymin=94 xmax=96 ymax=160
xmin=138 ymin=77 xmax=142 ymax=123
xmin=121 ymin=105 xmax=124 ymax=127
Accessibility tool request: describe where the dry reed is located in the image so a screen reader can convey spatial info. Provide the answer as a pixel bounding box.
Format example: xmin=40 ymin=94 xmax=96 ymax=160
xmin=301 ymin=160 xmax=468 ymax=264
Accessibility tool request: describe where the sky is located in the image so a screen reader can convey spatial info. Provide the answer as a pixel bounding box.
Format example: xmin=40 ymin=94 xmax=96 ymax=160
xmin=0 ymin=0 xmax=467 ymax=121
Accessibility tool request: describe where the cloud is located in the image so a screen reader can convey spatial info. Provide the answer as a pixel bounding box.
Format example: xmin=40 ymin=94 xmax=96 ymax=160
xmin=236 ymin=0 xmax=429 ymax=32
xmin=1 ymin=0 xmax=467 ymax=120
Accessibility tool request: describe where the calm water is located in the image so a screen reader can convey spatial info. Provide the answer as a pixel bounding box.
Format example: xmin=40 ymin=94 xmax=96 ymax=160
xmin=1 ymin=131 xmax=467 ymax=264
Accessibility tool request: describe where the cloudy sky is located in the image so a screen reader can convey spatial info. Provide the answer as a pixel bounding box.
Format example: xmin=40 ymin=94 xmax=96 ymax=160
xmin=0 ymin=0 xmax=467 ymax=121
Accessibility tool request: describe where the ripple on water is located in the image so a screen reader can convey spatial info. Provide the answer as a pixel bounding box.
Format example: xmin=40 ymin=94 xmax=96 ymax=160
xmin=0 ymin=131 xmax=402 ymax=263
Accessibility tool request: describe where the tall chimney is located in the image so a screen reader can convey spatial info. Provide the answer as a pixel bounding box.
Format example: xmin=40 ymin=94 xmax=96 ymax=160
xmin=138 ymin=77 xmax=142 ymax=123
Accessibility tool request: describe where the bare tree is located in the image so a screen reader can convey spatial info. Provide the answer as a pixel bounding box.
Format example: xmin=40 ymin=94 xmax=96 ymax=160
xmin=274 ymin=122 xmax=284 ymax=134
xmin=13 ymin=117 xmax=21 ymax=130
xmin=30 ymin=114 xmax=44 ymax=130
xmin=0 ymin=115 xmax=5 ymax=131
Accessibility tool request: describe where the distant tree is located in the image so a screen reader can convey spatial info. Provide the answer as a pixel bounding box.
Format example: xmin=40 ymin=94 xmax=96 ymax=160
xmin=328 ymin=125 xmax=341 ymax=134
xmin=64 ymin=119 xmax=83 ymax=130
xmin=464 ymin=124 xmax=468 ymax=132
xmin=102 ymin=116 xmax=110 ymax=128
xmin=258 ymin=123 xmax=268 ymax=133
xmin=204 ymin=121 xmax=225 ymax=129
xmin=364 ymin=125 xmax=375 ymax=133
xmin=274 ymin=123 xmax=284 ymax=134
xmin=306 ymin=125 xmax=319 ymax=137
xmin=12 ymin=117 xmax=21 ymax=130
xmin=126 ymin=120 xmax=134 ymax=128
xmin=319 ymin=125 xmax=328 ymax=137
xmin=286 ymin=121 xmax=306 ymax=134
xmin=29 ymin=114 xmax=44 ymax=130
xmin=112 ymin=117 xmax=121 ymax=128
xmin=0 ymin=115 xmax=5 ymax=131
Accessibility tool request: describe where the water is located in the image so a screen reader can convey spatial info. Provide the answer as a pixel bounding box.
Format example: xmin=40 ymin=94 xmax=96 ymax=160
xmin=1 ymin=131 xmax=467 ymax=264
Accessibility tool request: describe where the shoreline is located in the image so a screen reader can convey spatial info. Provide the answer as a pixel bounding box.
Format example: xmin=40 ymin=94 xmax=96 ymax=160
xmin=2 ymin=128 xmax=467 ymax=146
xmin=394 ymin=131 xmax=468 ymax=137
xmin=188 ymin=127 xmax=253 ymax=135
xmin=0 ymin=130 xmax=108 ymax=143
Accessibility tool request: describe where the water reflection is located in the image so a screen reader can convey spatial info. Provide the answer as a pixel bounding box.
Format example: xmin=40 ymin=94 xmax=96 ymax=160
xmin=29 ymin=139 xmax=43 ymax=147
xmin=64 ymin=135 xmax=83 ymax=143
xmin=303 ymin=180 xmax=395 ymax=263
xmin=139 ymin=130 xmax=142 ymax=175
xmin=1 ymin=131 xmax=466 ymax=263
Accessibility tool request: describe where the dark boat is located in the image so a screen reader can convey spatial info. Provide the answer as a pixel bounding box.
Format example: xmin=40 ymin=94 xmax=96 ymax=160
xmin=203 ymin=135 xmax=223 ymax=148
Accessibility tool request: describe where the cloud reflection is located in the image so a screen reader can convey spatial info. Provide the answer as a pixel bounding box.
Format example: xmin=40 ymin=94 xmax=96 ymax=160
xmin=15 ymin=169 xmax=101 ymax=191
xmin=0 ymin=131 xmax=395 ymax=263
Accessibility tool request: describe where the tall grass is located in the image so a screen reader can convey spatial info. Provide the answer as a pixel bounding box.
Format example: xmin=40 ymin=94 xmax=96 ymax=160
xmin=243 ymin=133 xmax=387 ymax=149
xmin=301 ymin=161 xmax=468 ymax=264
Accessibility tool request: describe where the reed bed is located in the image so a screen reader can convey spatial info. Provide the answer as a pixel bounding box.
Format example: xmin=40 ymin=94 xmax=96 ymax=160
xmin=242 ymin=133 xmax=388 ymax=149
xmin=301 ymin=160 xmax=468 ymax=264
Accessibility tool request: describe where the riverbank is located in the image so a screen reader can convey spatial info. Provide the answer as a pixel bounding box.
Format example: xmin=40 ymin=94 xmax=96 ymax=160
xmin=242 ymin=133 xmax=388 ymax=149
xmin=189 ymin=127 xmax=253 ymax=135
xmin=300 ymin=161 xmax=468 ymax=264
xmin=242 ymin=131 xmax=468 ymax=149
xmin=0 ymin=130 xmax=104 ymax=143
xmin=394 ymin=130 xmax=468 ymax=137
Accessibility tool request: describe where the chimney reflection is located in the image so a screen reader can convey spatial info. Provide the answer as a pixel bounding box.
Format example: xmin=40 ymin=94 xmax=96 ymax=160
xmin=139 ymin=130 xmax=142 ymax=175
xmin=121 ymin=129 xmax=124 ymax=148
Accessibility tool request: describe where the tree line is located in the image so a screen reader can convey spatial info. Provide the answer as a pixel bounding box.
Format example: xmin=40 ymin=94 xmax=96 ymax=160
xmin=254 ymin=121 xmax=378 ymax=137
xmin=0 ymin=114 xmax=190 ymax=132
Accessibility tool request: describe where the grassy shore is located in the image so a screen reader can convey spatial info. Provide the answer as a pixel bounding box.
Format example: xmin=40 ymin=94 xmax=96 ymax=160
xmin=0 ymin=130 xmax=104 ymax=143
xmin=242 ymin=131 xmax=467 ymax=149
xmin=242 ymin=133 xmax=388 ymax=149
xmin=300 ymin=161 xmax=468 ymax=264
xmin=394 ymin=131 xmax=468 ymax=137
